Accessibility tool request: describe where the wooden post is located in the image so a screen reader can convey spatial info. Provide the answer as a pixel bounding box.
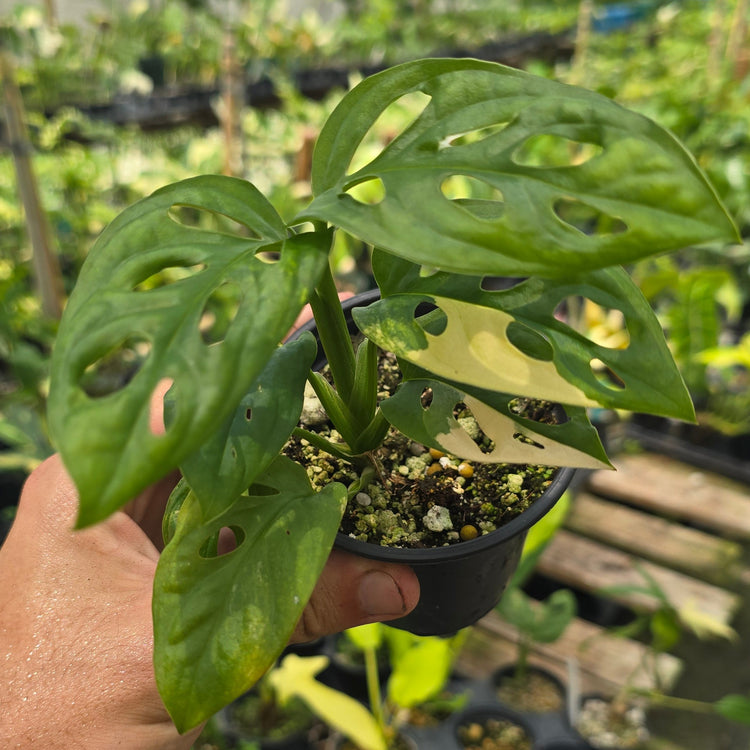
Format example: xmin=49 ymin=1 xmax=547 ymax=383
xmin=1 ymin=49 xmax=65 ymax=319
xmin=220 ymin=8 xmax=245 ymax=178
xmin=570 ymin=0 xmax=594 ymax=88
xmin=707 ymin=0 xmax=728 ymax=90
xmin=725 ymin=0 xmax=749 ymax=79
xmin=43 ymin=0 xmax=58 ymax=28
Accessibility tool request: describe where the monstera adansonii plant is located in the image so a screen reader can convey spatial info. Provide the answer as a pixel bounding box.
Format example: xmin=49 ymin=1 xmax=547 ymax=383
xmin=48 ymin=58 xmax=738 ymax=730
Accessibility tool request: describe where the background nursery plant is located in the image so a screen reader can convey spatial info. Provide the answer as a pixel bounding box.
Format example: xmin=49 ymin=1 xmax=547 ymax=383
xmin=47 ymin=58 xmax=738 ymax=732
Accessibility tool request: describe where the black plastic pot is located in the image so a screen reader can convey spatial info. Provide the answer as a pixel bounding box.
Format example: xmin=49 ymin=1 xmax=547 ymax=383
xmin=291 ymin=290 xmax=575 ymax=636
xmin=215 ymin=689 xmax=323 ymax=750
xmin=453 ymin=703 xmax=537 ymax=749
xmin=574 ymin=694 xmax=650 ymax=750
xmin=451 ymin=701 xmax=589 ymax=750
xmin=324 ymin=671 xmax=589 ymax=750
xmin=493 ymin=664 xmax=567 ymax=715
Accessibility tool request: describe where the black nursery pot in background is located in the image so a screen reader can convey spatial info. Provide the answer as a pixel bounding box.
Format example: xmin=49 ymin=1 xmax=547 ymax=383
xmin=291 ymin=291 xmax=575 ymax=637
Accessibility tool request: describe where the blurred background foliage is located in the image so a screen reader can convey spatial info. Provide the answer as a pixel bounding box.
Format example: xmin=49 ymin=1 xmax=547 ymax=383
xmin=0 ymin=0 xmax=748 ymax=484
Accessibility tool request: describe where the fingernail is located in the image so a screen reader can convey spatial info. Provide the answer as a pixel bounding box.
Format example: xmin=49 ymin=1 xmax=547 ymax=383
xmin=358 ymin=570 xmax=406 ymax=617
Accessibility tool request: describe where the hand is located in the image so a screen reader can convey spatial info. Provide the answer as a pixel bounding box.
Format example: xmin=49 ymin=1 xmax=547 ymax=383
xmin=0 ymin=388 xmax=419 ymax=749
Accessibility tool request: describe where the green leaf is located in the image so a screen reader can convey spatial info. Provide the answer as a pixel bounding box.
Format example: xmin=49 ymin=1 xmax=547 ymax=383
xmin=497 ymin=587 xmax=576 ymax=644
xmin=714 ymin=694 xmax=750 ymax=726
xmin=268 ymin=654 xmax=387 ymax=750
xmin=178 ymin=334 xmax=317 ymax=520
xmin=305 ymin=59 xmax=738 ymax=278
xmin=649 ymin=609 xmax=683 ymax=653
xmin=345 ymin=623 xmax=385 ymax=652
xmin=529 ymin=589 xmax=577 ymax=644
xmin=512 ymin=491 xmax=572 ymax=587
xmin=48 ymin=176 xmax=330 ymax=526
xmin=387 ymin=636 xmax=455 ymax=709
xmin=360 ymin=252 xmax=695 ymax=420
xmin=666 ymin=269 xmax=731 ymax=396
xmin=153 ymin=456 xmax=346 ymax=732
xmin=379 ymin=378 xmax=610 ymax=468
xmin=497 ymin=588 xmax=537 ymax=633
xmin=350 ymin=338 xmax=379 ymax=429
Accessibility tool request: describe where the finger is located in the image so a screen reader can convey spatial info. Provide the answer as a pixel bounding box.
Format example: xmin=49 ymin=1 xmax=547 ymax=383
xmin=122 ymin=469 xmax=181 ymax=551
xmin=119 ymin=377 xmax=178 ymax=547
xmin=290 ymin=549 xmax=420 ymax=643
xmin=149 ymin=377 xmax=174 ymax=437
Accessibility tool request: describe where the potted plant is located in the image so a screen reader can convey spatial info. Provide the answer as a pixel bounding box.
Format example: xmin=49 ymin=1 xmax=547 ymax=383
xmin=47 ymin=57 xmax=738 ymax=733
xmin=493 ymin=487 xmax=576 ymax=715
xmin=267 ymin=623 xmax=467 ymax=750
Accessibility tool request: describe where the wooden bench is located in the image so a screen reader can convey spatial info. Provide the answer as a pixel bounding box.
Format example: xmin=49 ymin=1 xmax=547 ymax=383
xmin=458 ymin=452 xmax=750 ymax=698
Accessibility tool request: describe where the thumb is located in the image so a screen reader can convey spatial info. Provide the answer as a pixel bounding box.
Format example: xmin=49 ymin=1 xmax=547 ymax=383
xmin=291 ymin=549 xmax=420 ymax=642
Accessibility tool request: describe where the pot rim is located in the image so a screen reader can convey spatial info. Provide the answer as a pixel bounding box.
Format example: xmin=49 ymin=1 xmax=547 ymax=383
xmin=334 ymin=465 xmax=574 ymax=563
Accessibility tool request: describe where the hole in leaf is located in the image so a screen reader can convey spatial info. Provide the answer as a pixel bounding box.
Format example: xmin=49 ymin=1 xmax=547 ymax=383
xmin=512 ymin=432 xmax=545 ymax=450
xmin=248 ymin=483 xmax=280 ymax=497
xmin=441 ymin=175 xmax=504 ymax=220
xmin=480 ymin=277 xmax=526 ymax=292
xmin=414 ymin=305 xmax=447 ymax=336
xmin=80 ymin=336 xmax=152 ymax=398
xmin=245 ymin=408 xmax=252 ymax=421
xmin=133 ymin=262 xmax=206 ymax=292
xmin=554 ymin=298 xmax=630 ymax=350
xmin=168 ymin=204 xmax=257 ymax=239
xmin=344 ymin=176 xmax=386 ymax=205
xmin=454 ymin=402 xmax=493 ymax=455
xmin=554 ymin=198 xmax=627 ymax=236
xmin=420 ymin=387 xmax=434 ymax=408
xmin=199 ymin=526 xmax=245 ymax=558
xmin=506 ymin=322 xmax=554 ymax=362
xmin=199 ymin=280 xmax=243 ymax=345
xmin=346 ymin=90 xmax=431 ymax=174
xmin=591 ymin=358 xmax=626 ymax=390
xmin=512 ymin=134 xmax=603 ymax=168
xmin=509 ymin=397 xmax=566 ymax=426
xmin=255 ymin=253 xmax=280 ymax=264
xmin=440 ymin=122 xmax=510 ymax=148
xmin=149 ymin=378 xmax=173 ymax=436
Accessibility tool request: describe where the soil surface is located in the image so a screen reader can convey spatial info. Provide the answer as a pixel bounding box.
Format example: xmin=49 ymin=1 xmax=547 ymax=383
xmin=285 ymin=350 xmax=558 ymax=548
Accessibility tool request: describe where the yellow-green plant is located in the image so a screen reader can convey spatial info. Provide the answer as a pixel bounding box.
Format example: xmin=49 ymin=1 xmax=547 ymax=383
xmin=269 ymin=625 xmax=465 ymax=750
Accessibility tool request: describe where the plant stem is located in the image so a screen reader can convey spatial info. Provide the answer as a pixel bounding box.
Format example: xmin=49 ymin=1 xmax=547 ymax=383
xmin=364 ymin=645 xmax=387 ymax=739
xmin=308 ymin=256 xmax=357 ymax=401
xmin=629 ymin=688 xmax=717 ymax=715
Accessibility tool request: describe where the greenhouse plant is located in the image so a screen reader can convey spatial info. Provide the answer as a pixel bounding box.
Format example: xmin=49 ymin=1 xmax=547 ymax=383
xmin=47 ymin=58 xmax=738 ymax=731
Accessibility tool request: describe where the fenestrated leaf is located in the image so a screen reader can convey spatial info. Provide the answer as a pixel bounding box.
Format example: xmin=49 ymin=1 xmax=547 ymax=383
xmin=153 ymin=456 xmax=346 ymax=732
xmin=48 ymin=176 xmax=330 ymax=526
xmin=358 ymin=251 xmax=695 ymax=420
xmin=178 ymin=333 xmax=318 ymax=520
xmin=379 ymin=378 xmax=609 ymax=468
xmin=304 ymin=59 xmax=738 ymax=278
